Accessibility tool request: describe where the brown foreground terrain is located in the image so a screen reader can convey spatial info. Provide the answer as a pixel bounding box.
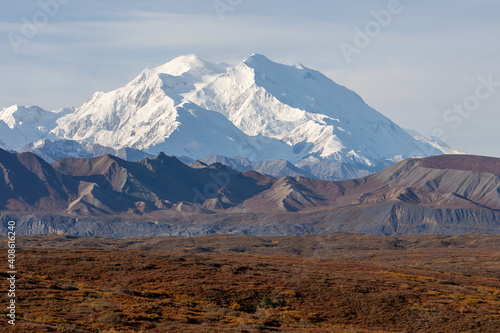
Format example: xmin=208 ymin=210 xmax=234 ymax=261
xmin=1 ymin=233 xmax=500 ymax=332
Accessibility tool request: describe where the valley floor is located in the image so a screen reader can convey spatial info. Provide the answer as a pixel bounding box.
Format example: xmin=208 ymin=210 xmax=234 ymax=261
xmin=1 ymin=233 xmax=500 ymax=332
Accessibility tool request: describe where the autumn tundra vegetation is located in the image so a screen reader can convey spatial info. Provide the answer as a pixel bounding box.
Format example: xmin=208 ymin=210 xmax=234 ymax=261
xmin=1 ymin=233 xmax=499 ymax=332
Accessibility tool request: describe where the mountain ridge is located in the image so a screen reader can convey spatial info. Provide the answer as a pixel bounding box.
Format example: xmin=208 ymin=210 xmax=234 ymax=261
xmin=1 ymin=54 xmax=458 ymax=180
xmin=0 ymin=149 xmax=499 ymax=237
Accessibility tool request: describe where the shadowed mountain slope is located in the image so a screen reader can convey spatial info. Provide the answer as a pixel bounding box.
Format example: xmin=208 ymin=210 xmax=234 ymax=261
xmin=0 ymin=150 xmax=499 ymax=236
xmin=0 ymin=149 xmax=77 ymax=211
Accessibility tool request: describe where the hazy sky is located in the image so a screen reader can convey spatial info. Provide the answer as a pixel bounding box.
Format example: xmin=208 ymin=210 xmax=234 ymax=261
xmin=1 ymin=0 xmax=499 ymax=157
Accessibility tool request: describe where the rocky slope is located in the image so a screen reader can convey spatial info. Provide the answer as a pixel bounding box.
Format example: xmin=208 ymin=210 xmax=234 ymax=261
xmin=0 ymin=150 xmax=498 ymax=237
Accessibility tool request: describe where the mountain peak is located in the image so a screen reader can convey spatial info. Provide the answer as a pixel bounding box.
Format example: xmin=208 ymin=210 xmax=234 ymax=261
xmin=242 ymin=53 xmax=275 ymax=69
xmin=6 ymin=54 xmax=457 ymax=181
xmin=0 ymin=105 xmax=62 ymax=150
xmin=149 ymin=152 xmax=185 ymax=167
xmin=153 ymin=54 xmax=227 ymax=77
xmin=245 ymin=53 xmax=271 ymax=61
xmin=153 ymin=54 xmax=206 ymax=76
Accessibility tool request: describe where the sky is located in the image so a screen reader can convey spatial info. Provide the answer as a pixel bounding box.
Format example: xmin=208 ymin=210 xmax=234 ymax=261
xmin=1 ymin=0 xmax=499 ymax=157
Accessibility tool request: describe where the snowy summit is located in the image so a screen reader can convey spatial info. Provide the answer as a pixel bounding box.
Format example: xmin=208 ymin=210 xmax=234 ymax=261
xmin=0 ymin=54 xmax=454 ymax=179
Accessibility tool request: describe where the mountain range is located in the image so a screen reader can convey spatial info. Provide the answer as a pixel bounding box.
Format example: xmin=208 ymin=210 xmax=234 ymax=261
xmin=1 ymin=149 xmax=498 ymax=237
xmin=0 ymin=54 xmax=460 ymax=180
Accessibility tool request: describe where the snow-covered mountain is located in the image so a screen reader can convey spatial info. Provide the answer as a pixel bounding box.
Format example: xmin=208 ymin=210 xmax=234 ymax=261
xmin=18 ymin=139 xmax=152 ymax=163
xmin=0 ymin=105 xmax=72 ymax=150
xmin=1 ymin=54 xmax=454 ymax=178
xmin=404 ymin=128 xmax=463 ymax=155
xmin=180 ymin=154 xmax=374 ymax=181
xmin=52 ymin=55 xmax=295 ymax=161
xmin=190 ymin=54 xmax=443 ymax=166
